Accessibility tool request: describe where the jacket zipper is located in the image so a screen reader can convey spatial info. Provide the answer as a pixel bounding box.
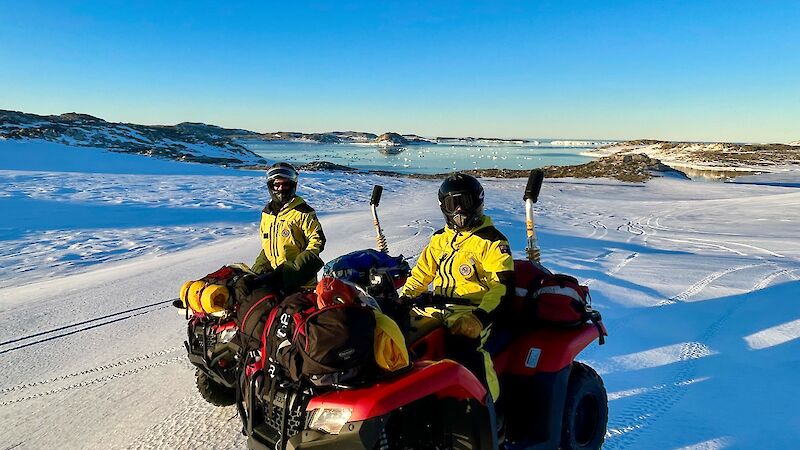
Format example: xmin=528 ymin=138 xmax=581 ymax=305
xmin=438 ymin=231 xmax=460 ymax=298
xmin=270 ymin=216 xmax=278 ymax=260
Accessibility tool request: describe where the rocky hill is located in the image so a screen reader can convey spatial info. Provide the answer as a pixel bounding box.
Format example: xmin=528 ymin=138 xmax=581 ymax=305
xmin=457 ymin=153 xmax=687 ymax=182
xmin=256 ymin=130 xmax=436 ymax=145
xmin=255 ymin=131 xmax=379 ymax=143
xmin=588 ymin=140 xmax=800 ymax=174
xmin=0 ymin=110 xmax=266 ymax=166
xmin=376 ymin=132 xmax=408 ymax=146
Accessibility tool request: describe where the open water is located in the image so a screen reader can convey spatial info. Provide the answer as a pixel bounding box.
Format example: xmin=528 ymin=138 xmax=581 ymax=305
xmin=244 ymin=141 xmax=596 ymax=174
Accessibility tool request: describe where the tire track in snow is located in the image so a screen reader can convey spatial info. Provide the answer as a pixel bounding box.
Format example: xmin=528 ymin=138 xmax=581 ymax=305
xmin=657 ymin=263 xmax=768 ymax=306
xmin=644 ymin=215 xmax=670 ymax=232
xmin=752 ymin=268 xmax=797 ymax=291
xmin=587 ymin=220 xmax=608 ymax=239
xmin=396 ymin=219 xmax=436 ymax=244
xmin=604 ymin=343 xmax=714 ymax=449
xmin=0 ymin=347 xmax=182 ymax=395
xmin=392 ymin=218 xmax=437 ymax=262
xmin=682 ymin=238 xmax=784 ymax=258
xmin=606 ymin=263 xmax=787 ymax=448
xmin=0 ymin=299 xmax=174 ymax=355
xmin=126 ymin=392 xmax=246 ymax=450
xmin=0 ymin=356 xmax=182 ymax=406
xmin=585 ymin=252 xmax=638 ymax=287
xmin=611 ymin=252 xmax=639 ymax=274
xmin=615 ymin=218 xmax=650 ymax=244
xmin=658 ymin=237 xmax=749 ymax=257
xmin=592 ymin=249 xmax=615 ymax=262
xmin=616 ymin=222 xmax=644 ymax=236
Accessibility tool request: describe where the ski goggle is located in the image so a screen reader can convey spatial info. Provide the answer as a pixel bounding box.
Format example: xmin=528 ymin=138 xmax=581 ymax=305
xmin=440 ymin=192 xmax=482 ymax=214
xmin=266 ymin=166 xmax=298 ymax=183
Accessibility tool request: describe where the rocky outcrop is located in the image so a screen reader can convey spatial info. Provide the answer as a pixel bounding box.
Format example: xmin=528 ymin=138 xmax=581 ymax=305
xmin=449 ymin=154 xmax=685 ymax=182
xmin=254 ymin=131 xmax=379 ymax=143
xmin=253 ymin=154 xmax=686 ymax=183
xmin=591 ymin=140 xmax=800 ymax=173
xmin=298 ymin=161 xmax=359 ymax=172
xmin=402 ymin=134 xmax=435 ymax=144
xmin=542 ymin=153 xmax=687 ymax=182
xmin=0 ymin=110 xmax=266 ymax=166
xmin=376 ymin=132 xmax=408 ymax=146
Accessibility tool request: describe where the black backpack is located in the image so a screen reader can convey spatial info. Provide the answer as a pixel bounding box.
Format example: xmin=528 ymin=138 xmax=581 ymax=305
xmin=293 ymin=303 xmax=377 ymax=386
xmin=235 ymin=292 xmax=281 ymax=351
xmin=262 ymin=292 xmax=317 ymax=381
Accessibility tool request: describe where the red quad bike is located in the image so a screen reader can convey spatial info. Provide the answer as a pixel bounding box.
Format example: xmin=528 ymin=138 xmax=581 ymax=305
xmin=241 ymin=172 xmax=609 ymax=450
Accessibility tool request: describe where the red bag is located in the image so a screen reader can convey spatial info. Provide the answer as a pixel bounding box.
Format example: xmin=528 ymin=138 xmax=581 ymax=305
xmin=530 ymin=274 xmax=605 ymax=344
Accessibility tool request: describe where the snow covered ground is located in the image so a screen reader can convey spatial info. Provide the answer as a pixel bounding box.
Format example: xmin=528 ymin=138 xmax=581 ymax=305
xmin=1 ymin=140 xmax=799 ymax=449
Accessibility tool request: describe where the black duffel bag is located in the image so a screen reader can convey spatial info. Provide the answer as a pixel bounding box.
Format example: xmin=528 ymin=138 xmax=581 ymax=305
xmin=293 ymin=303 xmax=377 ymax=386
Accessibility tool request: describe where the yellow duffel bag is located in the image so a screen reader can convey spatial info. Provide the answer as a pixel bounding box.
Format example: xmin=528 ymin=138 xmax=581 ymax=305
xmin=179 ymin=263 xmax=258 ymax=315
xmin=373 ymin=310 xmax=410 ymax=372
xmin=200 ymin=284 xmax=230 ymax=314
xmin=187 ymin=280 xmax=208 ymax=313
xmin=179 ymin=280 xmax=193 ymax=310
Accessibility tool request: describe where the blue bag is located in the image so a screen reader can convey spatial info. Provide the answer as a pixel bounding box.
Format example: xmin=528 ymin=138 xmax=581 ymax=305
xmin=323 ymin=249 xmax=410 ymax=289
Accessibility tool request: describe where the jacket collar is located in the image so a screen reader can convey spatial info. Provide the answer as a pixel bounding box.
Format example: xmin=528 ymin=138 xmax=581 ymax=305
xmin=262 ymin=196 xmax=305 ymax=215
xmin=442 ymin=215 xmax=493 ymax=240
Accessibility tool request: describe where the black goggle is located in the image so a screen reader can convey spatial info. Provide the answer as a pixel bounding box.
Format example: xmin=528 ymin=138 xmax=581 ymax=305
xmin=440 ymin=192 xmax=479 ymax=214
xmin=266 ymin=167 xmax=298 ymax=183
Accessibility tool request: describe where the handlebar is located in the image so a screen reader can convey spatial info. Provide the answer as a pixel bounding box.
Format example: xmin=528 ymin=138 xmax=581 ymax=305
xmin=404 ymin=292 xmax=474 ymax=309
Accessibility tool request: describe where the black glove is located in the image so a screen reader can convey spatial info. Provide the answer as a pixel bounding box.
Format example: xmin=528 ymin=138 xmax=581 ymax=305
xmin=282 ymin=252 xmax=323 ymax=293
xmin=244 ymin=265 xmax=283 ymax=290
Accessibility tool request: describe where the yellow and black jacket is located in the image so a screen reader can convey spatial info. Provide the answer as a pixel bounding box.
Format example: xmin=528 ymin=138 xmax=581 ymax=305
xmin=400 ymin=215 xmax=514 ymax=326
xmin=253 ymin=196 xmax=326 ymax=288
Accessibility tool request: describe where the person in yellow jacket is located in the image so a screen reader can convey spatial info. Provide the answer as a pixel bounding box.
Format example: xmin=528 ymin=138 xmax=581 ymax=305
xmin=252 ymin=162 xmax=326 ymax=293
xmin=400 ymin=173 xmax=514 ymax=401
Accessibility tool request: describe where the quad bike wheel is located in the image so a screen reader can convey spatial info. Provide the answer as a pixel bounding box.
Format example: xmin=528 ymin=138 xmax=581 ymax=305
xmin=195 ymin=368 xmax=236 ymax=407
xmin=560 ymin=362 xmax=608 ymax=450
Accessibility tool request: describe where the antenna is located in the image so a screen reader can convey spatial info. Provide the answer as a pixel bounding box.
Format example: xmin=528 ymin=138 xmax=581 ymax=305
xmin=524 ymin=169 xmax=545 ymax=263
xmin=370 ymin=185 xmax=389 ymax=253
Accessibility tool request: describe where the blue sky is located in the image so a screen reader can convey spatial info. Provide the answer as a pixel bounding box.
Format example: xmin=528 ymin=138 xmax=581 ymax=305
xmin=1 ymin=1 xmax=798 ymax=142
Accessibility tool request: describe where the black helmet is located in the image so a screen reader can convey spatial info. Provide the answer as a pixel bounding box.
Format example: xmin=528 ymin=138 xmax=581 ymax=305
xmin=266 ymin=162 xmax=299 ymax=205
xmin=438 ymin=173 xmax=484 ymax=230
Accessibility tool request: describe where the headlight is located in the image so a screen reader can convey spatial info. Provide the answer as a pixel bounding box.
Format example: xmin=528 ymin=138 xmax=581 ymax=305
xmin=307 ymin=408 xmax=353 ymax=435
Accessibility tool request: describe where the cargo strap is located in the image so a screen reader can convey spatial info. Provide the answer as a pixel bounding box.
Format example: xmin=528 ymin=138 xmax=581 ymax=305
xmin=235 ymin=354 xmax=248 ymax=435
xmin=588 ymin=310 xmax=605 ymax=345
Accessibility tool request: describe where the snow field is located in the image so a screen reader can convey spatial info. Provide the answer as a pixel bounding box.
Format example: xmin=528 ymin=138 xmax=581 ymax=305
xmin=1 ymin=140 xmax=799 ymax=449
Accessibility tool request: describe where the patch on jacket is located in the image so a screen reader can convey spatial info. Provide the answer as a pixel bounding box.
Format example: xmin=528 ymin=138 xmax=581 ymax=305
xmin=498 ymin=244 xmax=511 ymax=254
